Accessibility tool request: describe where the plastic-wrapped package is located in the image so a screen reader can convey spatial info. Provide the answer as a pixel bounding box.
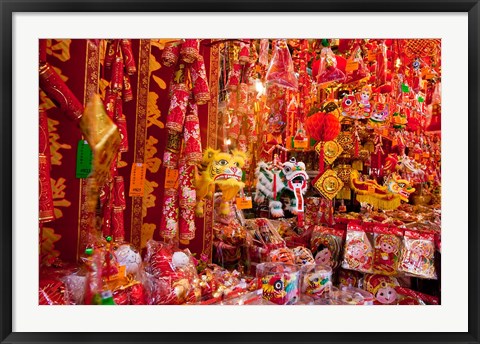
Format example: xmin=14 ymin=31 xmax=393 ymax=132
xmin=39 ymin=278 xmax=70 ymax=305
xmin=300 ymin=264 xmax=333 ymax=299
xmin=372 ymin=224 xmax=403 ymax=276
xmin=256 ymin=262 xmax=300 ymax=305
xmin=245 ymin=218 xmax=286 ymax=263
xmin=344 ymin=44 xmax=370 ymax=85
xmin=269 ymin=247 xmax=295 ymax=265
xmin=331 ymin=286 xmax=374 ymax=305
xmin=292 ymin=246 xmax=315 ymax=265
xmin=310 ymin=226 xmax=345 ymax=270
xmin=265 ymin=39 xmax=298 ymax=90
xmin=62 ymin=272 xmax=87 ymax=305
xmin=143 ymin=240 xmax=199 ymax=305
xmin=363 ymin=273 xmax=399 ymax=305
xmin=259 ymin=39 xmax=269 ymax=66
xmin=316 ymin=47 xmax=346 ymax=88
xmin=395 ymin=286 xmax=439 ymax=305
xmin=398 ymin=230 xmax=437 ymax=279
xmin=337 ymin=268 xmax=362 ymax=289
xmin=219 ymin=289 xmax=276 ymax=305
xmin=341 ymin=221 xmax=374 ymax=273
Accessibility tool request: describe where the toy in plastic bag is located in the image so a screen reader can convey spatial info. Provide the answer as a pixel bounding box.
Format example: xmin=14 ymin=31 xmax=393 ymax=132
xmin=310 ymin=226 xmax=345 ymax=269
xmin=363 ymin=273 xmax=399 ymax=305
xmin=113 ymin=242 xmax=142 ymax=276
xmin=292 ymin=246 xmax=315 ymax=265
xmin=316 ymin=47 xmax=346 ymax=89
xmin=337 ymin=268 xmax=362 ymax=289
xmin=398 ymin=230 xmax=437 ymax=279
xmin=330 ymin=286 xmax=374 ymax=305
xmin=372 ymin=225 xmax=403 ymax=276
xmin=341 ymin=221 xmax=374 ymax=273
xmin=269 ymin=247 xmax=295 ymax=265
xmin=143 ymin=240 xmax=199 ymax=304
xmin=300 ymin=264 xmax=332 ymax=298
xmin=344 ymin=43 xmax=370 ymax=85
xmin=265 ymin=39 xmax=298 ymax=90
xmin=256 ymin=262 xmax=300 ymax=305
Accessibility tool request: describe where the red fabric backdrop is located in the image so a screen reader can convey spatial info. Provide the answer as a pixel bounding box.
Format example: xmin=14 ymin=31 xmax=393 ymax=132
xmin=40 ymin=39 xmax=219 ymax=263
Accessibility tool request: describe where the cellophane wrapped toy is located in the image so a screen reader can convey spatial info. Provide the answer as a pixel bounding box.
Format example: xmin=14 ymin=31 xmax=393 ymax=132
xmin=245 ymin=218 xmax=286 ymax=265
xmin=316 ymin=46 xmax=346 ymax=88
xmin=362 ymin=273 xmax=400 ymax=305
xmin=398 ymin=230 xmax=437 ymax=279
xmin=300 ymin=264 xmax=333 ymax=299
xmin=341 ymin=221 xmax=374 ymax=273
xmin=330 ymin=286 xmax=374 ymax=305
xmin=337 ymin=268 xmax=362 ymax=289
xmin=256 ymin=262 xmax=300 ymax=305
xmin=212 ymin=193 xmax=247 ymax=270
xmin=143 ymin=240 xmax=199 ymax=305
xmin=265 ymin=39 xmax=298 ymax=90
xmin=372 ymin=224 xmax=404 ymax=276
xmin=310 ymin=226 xmax=345 ymax=270
xmin=292 ymin=246 xmax=315 ymax=266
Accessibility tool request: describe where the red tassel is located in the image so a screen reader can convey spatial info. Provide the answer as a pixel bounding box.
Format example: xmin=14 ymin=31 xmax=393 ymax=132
xmin=318 ymin=143 xmax=325 ymax=175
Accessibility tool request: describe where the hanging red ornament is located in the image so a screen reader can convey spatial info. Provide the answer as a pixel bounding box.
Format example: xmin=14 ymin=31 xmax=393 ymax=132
xmin=304 ymin=112 xmax=341 ymax=142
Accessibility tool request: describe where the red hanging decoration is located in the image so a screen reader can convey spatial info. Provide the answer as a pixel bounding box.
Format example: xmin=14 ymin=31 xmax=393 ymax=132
xmin=304 ymin=112 xmax=340 ymax=142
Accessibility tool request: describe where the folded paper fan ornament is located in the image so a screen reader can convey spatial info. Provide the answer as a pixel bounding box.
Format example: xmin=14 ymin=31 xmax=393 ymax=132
xmin=265 ymin=39 xmax=298 ymax=90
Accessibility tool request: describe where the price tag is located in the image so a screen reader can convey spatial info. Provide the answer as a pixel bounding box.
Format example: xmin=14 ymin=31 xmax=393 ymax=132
xmin=414 ymin=153 xmax=420 ymax=160
xmin=428 ymin=174 xmax=435 ymax=181
xmin=129 ymin=163 xmax=146 ymax=197
xmin=76 ymin=140 xmax=93 ymax=178
xmin=422 ymin=152 xmax=430 ymax=158
xmin=293 ymin=138 xmax=309 ymax=149
xmin=345 ymin=61 xmax=359 ymax=72
xmin=236 ymin=196 xmax=253 ymax=209
xmin=164 ymin=168 xmax=179 ymax=189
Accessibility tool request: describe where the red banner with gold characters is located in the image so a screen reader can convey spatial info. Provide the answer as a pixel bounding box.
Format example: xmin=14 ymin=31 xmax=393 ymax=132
xmin=40 ymin=39 xmax=218 ymax=264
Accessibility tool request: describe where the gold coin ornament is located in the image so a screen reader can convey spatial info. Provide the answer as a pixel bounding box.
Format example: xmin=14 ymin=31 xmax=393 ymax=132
xmin=317 ymin=140 xmax=343 ymax=165
xmin=312 ymin=169 xmax=344 ymax=200
xmin=335 ymin=131 xmax=354 ymax=155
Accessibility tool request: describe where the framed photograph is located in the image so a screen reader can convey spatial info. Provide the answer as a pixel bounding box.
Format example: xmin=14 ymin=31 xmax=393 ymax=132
xmin=1 ymin=1 xmax=479 ymax=343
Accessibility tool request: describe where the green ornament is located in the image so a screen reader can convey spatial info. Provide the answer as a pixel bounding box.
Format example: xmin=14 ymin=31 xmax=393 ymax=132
xmin=106 ymin=236 xmax=112 ymax=242
xmin=418 ymin=96 xmax=425 ymax=103
xmin=322 ymin=39 xmax=329 ymax=47
xmin=401 ymin=84 xmax=409 ymax=93
xmin=85 ymin=247 xmax=94 ymax=255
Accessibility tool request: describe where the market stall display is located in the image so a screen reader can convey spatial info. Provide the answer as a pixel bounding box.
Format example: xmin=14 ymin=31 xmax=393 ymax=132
xmin=39 ymin=38 xmax=442 ymax=305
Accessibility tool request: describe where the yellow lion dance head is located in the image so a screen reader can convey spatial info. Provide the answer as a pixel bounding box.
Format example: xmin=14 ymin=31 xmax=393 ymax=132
xmin=195 ymin=148 xmax=247 ymax=217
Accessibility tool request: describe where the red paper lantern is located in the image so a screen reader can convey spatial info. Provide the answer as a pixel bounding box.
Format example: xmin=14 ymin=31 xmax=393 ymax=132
xmin=305 ymin=112 xmax=341 ymax=142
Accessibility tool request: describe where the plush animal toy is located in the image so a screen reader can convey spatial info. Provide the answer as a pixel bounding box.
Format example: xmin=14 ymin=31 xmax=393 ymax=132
xmin=254 ymin=157 xmax=309 ymax=218
xmin=350 ymin=169 xmax=415 ymax=210
xmin=195 ymin=148 xmax=246 ymax=217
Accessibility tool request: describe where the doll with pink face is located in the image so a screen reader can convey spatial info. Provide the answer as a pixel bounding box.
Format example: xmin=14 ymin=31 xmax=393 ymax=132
xmin=373 ymin=234 xmax=400 ymax=275
xmin=364 ymin=274 xmax=399 ymax=305
xmin=342 ymin=234 xmax=373 ymax=273
xmin=355 ymin=85 xmax=372 ymax=117
xmin=314 ymin=244 xmax=333 ymax=267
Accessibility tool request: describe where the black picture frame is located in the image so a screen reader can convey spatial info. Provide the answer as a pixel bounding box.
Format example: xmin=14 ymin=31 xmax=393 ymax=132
xmin=1 ymin=1 xmax=479 ymax=343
